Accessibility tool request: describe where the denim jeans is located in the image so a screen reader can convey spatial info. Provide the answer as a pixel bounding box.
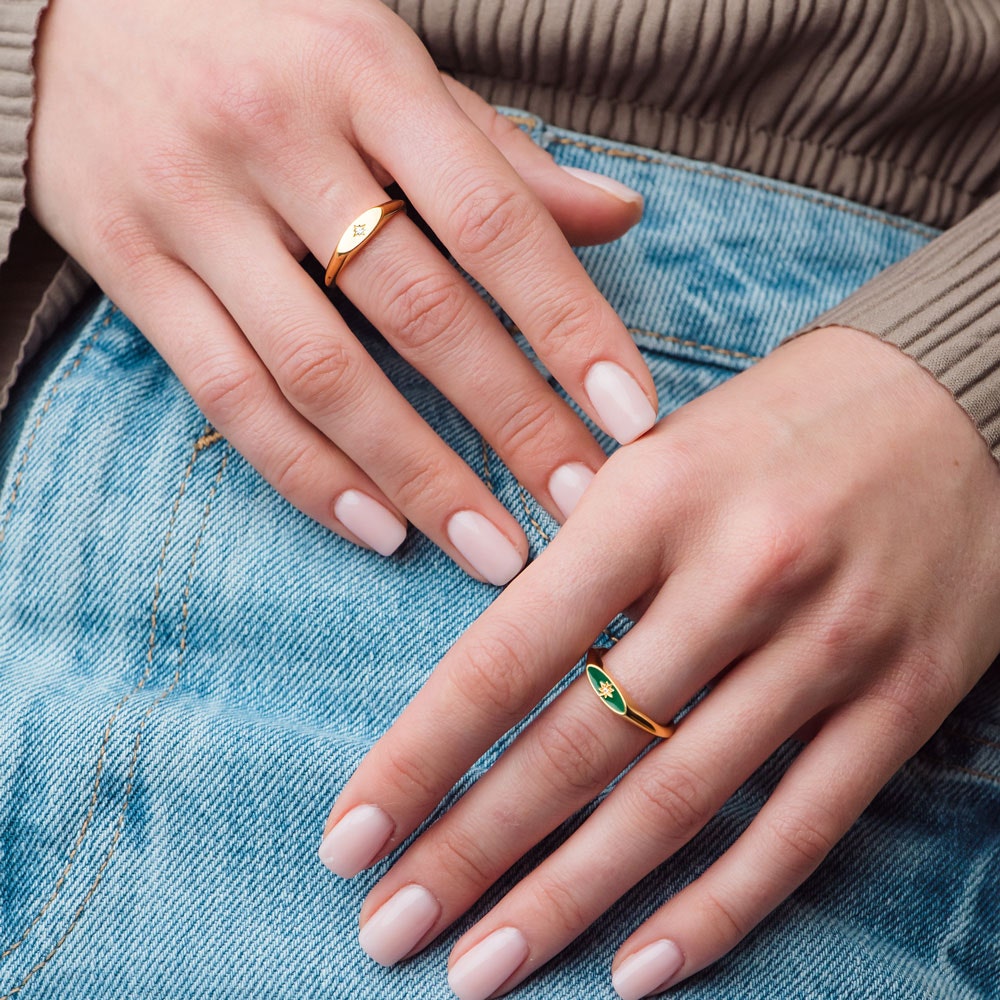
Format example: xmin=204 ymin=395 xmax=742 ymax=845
xmin=1 ymin=113 xmax=998 ymax=1000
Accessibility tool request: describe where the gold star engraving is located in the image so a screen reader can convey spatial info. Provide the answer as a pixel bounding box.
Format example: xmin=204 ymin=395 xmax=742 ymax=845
xmin=353 ymin=222 xmax=367 ymax=238
xmin=598 ymin=680 xmax=615 ymax=700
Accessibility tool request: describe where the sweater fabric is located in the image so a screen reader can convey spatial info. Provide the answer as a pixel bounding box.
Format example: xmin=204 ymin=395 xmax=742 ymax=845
xmin=2 ymin=0 xmax=1000 ymax=455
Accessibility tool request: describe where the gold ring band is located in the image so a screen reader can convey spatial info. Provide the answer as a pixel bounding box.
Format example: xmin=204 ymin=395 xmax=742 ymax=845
xmin=585 ymin=647 xmax=675 ymax=740
xmin=324 ymin=199 xmax=406 ymax=287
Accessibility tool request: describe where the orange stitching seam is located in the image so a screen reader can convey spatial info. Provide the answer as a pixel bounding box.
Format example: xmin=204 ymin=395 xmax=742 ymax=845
xmin=0 ymin=421 xmax=213 ymax=962
xmin=547 ymin=135 xmax=930 ymax=237
xmin=0 ymin=433 xmax=228 ymax=998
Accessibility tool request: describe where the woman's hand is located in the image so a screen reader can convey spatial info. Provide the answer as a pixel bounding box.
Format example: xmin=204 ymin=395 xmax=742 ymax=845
xmin=321 ymin=327 xmax=1000 ymax=998
xmin=27 ymin=0 xmax=656 ymax=583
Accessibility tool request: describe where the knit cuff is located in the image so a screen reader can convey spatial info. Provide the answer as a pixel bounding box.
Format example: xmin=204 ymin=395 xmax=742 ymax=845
xmin=0 ymin=0 xmax=51 ymax=262
xmin=795 ymin=191 xmax=1000 ymax=464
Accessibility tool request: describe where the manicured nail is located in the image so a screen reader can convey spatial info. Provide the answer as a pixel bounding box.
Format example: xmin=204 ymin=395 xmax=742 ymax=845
xmin=318 ymin=804 xmax=394 ymax=878
xmin=334 ymin=490 xmax=407 ymax=556
xmin=584 ymin=361 xmax=657 ymax=444
xmin=612 ymin=940 xmax=685 ymax=1000
xmin=358 ymin=884 xmax=441 ymax=966
xmin=548 ymin=462 xmax=595 ymax=519
xmin=447 ymin=511 xmax=525 ymax=586
xmin=560 ymin=165 xmax=644 ymax=208
xmin=448 ymin=927 xmax=530 ymax=1000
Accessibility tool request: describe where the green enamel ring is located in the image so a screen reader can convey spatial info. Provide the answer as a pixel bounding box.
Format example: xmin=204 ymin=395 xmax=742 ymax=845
xmin=585 ymin=647 xmax=675 ymax=740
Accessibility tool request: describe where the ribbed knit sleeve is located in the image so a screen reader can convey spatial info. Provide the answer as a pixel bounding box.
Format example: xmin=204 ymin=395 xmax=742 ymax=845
xmin=0 ymin=0 xmax=48 ymax=267
xmin=797 ymin=194 xmax=1000 ymax=461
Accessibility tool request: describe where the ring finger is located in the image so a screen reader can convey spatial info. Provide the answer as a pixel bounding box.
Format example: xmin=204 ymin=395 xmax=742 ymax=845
xmin=183 ymin=211 xmax=531 ymax=585
xmin=349 ymin=577 xmax=788 ymax=966
xmin=268 ymin=159 xmax=611 ymax=523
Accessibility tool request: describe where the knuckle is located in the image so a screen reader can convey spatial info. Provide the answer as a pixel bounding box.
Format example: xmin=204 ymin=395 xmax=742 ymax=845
xmin=490 ymin=392 xmax=560 ymax=464
xmin=430 ymin=828 xmax=499 ymax=892
xmin=624 ymin=760 xmax=713 ymax=844
xmin=384 ymin=270 xmax=465 ymax=354
xmin=388 ymin=450 xmax=453 ymax=513
xmin=270 ymin=440 xmax=324 ymax=499
xmin=529 ymin=873 xmax=590 ymax=937
xmin=275 ymin=336 xmax=359 ymax=414
xmin=448 ymin=178 xmax=536 ymax=261
xmin=766 ymin=809 xmax=836 ymax=876
xmin=445 ymin=629 xmax=536 ymax=727
xmin=528 ymin=712 xmax=611 ymax=796
xmin=92 ymin=208 xmax=159 ymax=272
xmin=698 ymin=885 xmax=750 ymax=942
xmin=192 ymin=360 xmax=264 ymax=427
xmin=740 ymin=513 xmax=813 ymax=599
xmin=199 ymin=63 xmax=288 ymax=142
xmin=532 ymin=293 xmax=602 ymax=356
xmin=377 ymin=738 xmax=442 ymax=802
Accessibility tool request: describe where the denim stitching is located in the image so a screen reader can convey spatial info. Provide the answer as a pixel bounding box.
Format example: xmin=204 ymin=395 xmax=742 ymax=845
xmin=0 ymin=431 xmax=228 ymax=999
xmin=944 ymin=764 xmax=1000 ymax=785
xmin=517 ymin=484 xmax=552 ymax=543
xmin=504 ymin=111 xmax=934 ymax=239
xmin=0 ymin=308 xmax=113 ymax=553
xmin=632 ymin=328 xmax=762 ymax=364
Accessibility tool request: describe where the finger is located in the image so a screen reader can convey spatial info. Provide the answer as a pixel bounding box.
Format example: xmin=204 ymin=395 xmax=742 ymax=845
xmin=262 ymin=157 xmax=609 ymax=523
xmin=441 ymin=635 xmax=836 ymax=1000
xmin=319 ymin=494 xmax=666 ymax=877
xmin=357 ymin=77 xmax=659 ymax=446
xmin=610 ymin=698 xmax=920 ymax=998
xmin=352 ymin=571 xmax=783 ymax=966
xmin=96 ymin=253 xmax=409 ymax=555
xmin=440 ymin=76 xmax=644 ymax=246
xmin=183 ymin=218 xmax=530 ymax=585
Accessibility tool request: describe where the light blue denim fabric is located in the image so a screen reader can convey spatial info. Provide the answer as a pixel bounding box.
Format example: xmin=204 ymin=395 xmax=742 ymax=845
xmin=2 ymin=112 xmax=998 ymax=1000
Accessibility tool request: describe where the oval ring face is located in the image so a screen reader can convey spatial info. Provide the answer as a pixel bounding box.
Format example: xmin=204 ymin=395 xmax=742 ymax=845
xmin=335 ymin=206 xmax=386 ymax=255
xmin=586 ymin=662 xmax=627 ymax=715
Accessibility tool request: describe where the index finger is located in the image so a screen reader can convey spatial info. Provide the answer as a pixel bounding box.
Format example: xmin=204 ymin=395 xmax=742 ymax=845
xmin=318 ymin=508 xmax=662 ymax=879
xmin=355 ymin=78 xmax=659 ymax=446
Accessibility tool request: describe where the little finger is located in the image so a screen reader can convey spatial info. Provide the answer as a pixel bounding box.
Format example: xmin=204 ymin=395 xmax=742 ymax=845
xmin=610 ymin=699 xmax=922 ymax=998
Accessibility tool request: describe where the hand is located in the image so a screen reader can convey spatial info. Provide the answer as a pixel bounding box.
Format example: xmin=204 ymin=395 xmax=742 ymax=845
xmin=321 ymin=327 xmax=1000 ymax=997
xmin=27 ymin=0 xmax=656 ymax=583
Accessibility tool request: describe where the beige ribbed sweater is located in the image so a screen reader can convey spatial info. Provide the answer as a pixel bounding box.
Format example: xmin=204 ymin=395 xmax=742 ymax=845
xmin=2 ymin=0 xmax=1000 ymax=457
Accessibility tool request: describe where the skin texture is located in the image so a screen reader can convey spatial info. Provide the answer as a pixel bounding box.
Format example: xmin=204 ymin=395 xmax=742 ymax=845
xmin=326 ymin=326 xmax=1000 ymax=995
xmin=26 ymin=0 xmax=655 ymax=581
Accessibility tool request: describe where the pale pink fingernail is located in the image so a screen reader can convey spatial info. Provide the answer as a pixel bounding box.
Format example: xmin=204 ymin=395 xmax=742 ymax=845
xmin=560 ymin=165 xmax=644 ymax=208
xmin=446 ymin=511 xmax=525 ymax=586
xmin=358 ymin=884 xmax=441 ymax=966
xmin=548 ymin=463 xmax=595 ymax=519
xmin=318 ymin=805 xmax=394 ymax=878
xmin=612 ymin=940 xmax=685 ymax=1000
xmin=448 ymin=927 xmax=530 ymax=1000
xmin=584 ymin=361 xmax=657 ymax=444
xmin=334 ymin=490 xmax=407 ymax=556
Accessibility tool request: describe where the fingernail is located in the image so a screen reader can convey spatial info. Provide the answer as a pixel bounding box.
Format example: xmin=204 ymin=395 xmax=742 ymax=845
xmin=612 ymin=940 xmax=685 ymax=1000
xmin=584 ymin=361 xmax=657 ymax=444
xmin=334 ymin=490 xmax=407 ymax=556
xmin=548 ymin=462 xmax=595 ymax=519
xmin=447 ymin=511 xmax=525 ymax=586
xmin=318 ymin=804 xmax=394 ymax=878
xmin=560 ymin=165 xmax=644 ymax=208
xmin=358 ymin=884 xmax=441 ymax=966
xmin=448 ymin=927 xmax=530 ymax=1000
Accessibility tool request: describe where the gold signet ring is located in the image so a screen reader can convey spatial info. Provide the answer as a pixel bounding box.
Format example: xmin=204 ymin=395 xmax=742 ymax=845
xmin=324 ymin=199 xmax=407 ymax=287
xmin=585 ymin=647 xmax=676 ymax=740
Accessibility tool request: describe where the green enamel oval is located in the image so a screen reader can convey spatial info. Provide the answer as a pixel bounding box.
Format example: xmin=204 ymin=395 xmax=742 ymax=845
xmin=586 ymin=664 xmax=626 ymax=715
